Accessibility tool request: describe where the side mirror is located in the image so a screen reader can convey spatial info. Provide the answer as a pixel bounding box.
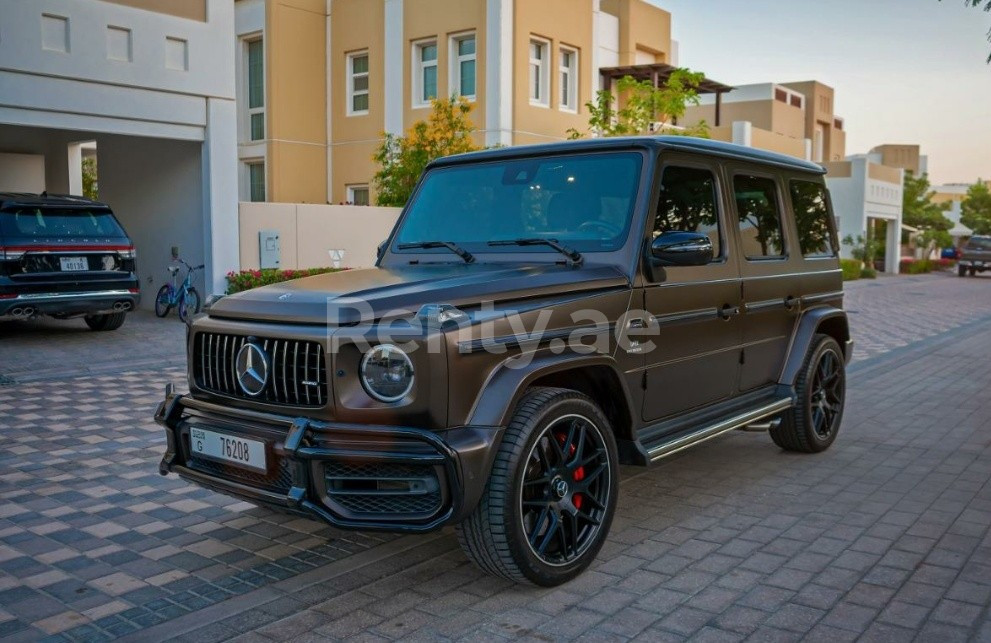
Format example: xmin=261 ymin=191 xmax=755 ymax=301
xmin=651 ymin=231 xmax=713 ymax=267
xmin=376 ymin=240 xmax=387 ymax=260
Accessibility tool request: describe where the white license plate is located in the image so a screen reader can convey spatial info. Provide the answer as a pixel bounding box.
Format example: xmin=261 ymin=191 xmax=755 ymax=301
xmin=190 ymin=428 xmax=267 ymax=472
xmin=59 ymin=257 xmax=88 ymax=271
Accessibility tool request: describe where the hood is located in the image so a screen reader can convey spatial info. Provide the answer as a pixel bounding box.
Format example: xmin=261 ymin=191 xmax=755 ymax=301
xmin=209 ymin=263 xmax=630 ymax=325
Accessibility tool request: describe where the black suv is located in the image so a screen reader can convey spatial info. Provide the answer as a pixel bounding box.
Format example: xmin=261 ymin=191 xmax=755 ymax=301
xmin=0 ymin=193 xmax=140 ymax=331
xmin=958 ymin=235 xmax=991 ymax=277
xmin=157 ymin=137 xmax=851 ymax=585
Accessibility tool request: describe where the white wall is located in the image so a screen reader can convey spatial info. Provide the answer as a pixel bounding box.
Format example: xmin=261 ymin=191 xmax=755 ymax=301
xmin=239 ymin=203 xmax=401 ymax=271
xmin=99 ymin=136 xmax=207 ymax=309
xmin=0 ymin=0 xmax=234 ymax=102
xmin=0 ymin=153 xmax=46 ymax=192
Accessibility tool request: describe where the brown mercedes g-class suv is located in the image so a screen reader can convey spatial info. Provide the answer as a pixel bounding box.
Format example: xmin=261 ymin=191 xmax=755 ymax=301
xmin=157 ymin=137 xmax=851 ymax=586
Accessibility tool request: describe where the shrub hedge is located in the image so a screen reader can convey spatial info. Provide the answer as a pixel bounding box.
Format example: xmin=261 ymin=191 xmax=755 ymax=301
xmin=226 ymin=267 xmax=345 ymax=294
xmin=840 ymin=259 xmax=862 ymax=281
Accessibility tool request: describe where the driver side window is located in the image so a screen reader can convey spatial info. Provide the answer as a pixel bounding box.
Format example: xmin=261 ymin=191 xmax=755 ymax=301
xmin=655 ymin=166 xmax=722 ymax=260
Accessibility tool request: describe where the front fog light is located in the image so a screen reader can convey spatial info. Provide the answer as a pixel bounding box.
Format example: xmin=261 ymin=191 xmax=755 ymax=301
xmin=360 ymin=344 xmax=414 ymax=402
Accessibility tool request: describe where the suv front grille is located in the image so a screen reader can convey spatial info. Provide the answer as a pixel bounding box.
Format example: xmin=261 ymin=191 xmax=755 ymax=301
xmin=188 ymin=452 xmax=293 ymax=493
xmin=193 ymin=333 xmax=327 ymax=407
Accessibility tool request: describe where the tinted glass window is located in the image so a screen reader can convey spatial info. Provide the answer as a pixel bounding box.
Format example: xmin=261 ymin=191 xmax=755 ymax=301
xmin=655 ymin=166 xmax=721 ymax=259
xmin=735 ymin=175 xmax=785 ymax=259
xmin=395 ymin=152 xmax=642 ymax=253
xmin=790 ymin=180 xmax=836 ymax=257
xmin=0 ymin=208 xmax=126 ymax=240
xmin=965 ymin=237 xmax=991 ymax=250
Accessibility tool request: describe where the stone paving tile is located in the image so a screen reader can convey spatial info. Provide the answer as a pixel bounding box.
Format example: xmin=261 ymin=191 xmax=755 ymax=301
xmin=0 ymin=273 xmax=990 ymax=641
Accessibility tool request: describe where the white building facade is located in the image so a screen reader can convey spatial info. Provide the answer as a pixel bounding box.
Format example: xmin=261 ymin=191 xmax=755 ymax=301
xmin=0 ymin=0 xmax=239 ymax=300
xmin=825 ymin=155 xmax=904 ymax=274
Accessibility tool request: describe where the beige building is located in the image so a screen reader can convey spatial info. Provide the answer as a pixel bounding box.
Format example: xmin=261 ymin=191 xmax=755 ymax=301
xmin=932 ymin=179 xmax=991 ymax=241
xmin=234 ymin=0 xmax=680 ymax=205
xmin=867 ymin=144 xmax=927 ymax=177
xmin=682 ymin=81 xmax=846 ymax=163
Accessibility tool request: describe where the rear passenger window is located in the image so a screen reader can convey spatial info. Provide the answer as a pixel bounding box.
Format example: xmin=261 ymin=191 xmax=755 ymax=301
xmin=734 ymin=175 xmax=785 ymax=259
xmin=655 ymin=166 xmax=721 ymax=260
xmin=790 ymin=180 xmax=836 ymax=257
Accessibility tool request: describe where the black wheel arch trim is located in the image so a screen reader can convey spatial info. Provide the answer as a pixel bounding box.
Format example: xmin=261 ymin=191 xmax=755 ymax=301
xmin=465 ymin=353 xmax=636 ymax=440
xmin=778 ymin=306 xmax=850 ymax=387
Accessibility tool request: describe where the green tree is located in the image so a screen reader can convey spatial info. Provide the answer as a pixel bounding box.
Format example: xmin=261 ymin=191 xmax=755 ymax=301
xmin=373 ymin=96 xmax=480 ymax=207
xmin=902 ymin=171 xmax=953 ymax=257
xmin=82 ymin=157 xmax=98 ymax=200
xmin=567 ymin=69 xmax=710 ymax=139
xmin=961 ymin=179 xmax=991 ymax=234
xmin=940 ymin=0 xmax=991 ymax=61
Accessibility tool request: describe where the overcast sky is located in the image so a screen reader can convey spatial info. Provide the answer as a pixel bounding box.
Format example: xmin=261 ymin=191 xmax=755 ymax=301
xmin=652 ymin=0 xmax=991 ymax=185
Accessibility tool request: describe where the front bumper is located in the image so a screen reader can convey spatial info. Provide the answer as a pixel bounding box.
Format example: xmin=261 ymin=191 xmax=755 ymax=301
xmin=0 ymin=289 xmax=140 ymax=317
xmin=155 ymin=387 xmax=503 ymax=532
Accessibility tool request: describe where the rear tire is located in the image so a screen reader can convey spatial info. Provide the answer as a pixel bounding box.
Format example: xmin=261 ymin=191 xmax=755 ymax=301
xmin=970 ymin=267 xmax=977 ymax=277
xmin=178 ymin=287 xmax=201 ymax=323
xmin=770 ymin=334 xmax=845 ymax=453
xmin=84 ymin=312 xmax=126 ymax=332
xmin=456 ymin=387 xmax=619 ymax=586
xmin=154 ymin=285 xmax=172 ymax=318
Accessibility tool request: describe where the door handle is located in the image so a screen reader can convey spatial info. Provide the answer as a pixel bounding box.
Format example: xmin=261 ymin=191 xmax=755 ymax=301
xmin=784 ymin=296 xmax=798 ymax=311
xmin=718 ymin=304 xmax=740 ymax=320
xmin=628 ymin=318 xmax=647 ymax=329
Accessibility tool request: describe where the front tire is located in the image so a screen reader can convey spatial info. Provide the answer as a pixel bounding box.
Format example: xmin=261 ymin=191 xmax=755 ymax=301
xmin=770 ymin=334 xmax=845 ymax=453
xmin=959 ymin=265 xmax=967 ymax=277
xmin=456 ymin=387 xmax=619 ymax=586
xmin=178 ymin=287 xmax=201 ymax=323
xmin=84 ymin=312 xmax=126 ymax=332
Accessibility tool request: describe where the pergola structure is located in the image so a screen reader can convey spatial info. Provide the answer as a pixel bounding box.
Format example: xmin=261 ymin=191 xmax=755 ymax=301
xmin=598 ymin=63 xmax=735 ymax=127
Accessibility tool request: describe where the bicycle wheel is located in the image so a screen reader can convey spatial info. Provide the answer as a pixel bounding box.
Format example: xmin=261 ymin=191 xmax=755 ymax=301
xmin=154 ymin=285 xmax=172 ymax=318
xmin=178 ymin=287 xmax=201 ymax=323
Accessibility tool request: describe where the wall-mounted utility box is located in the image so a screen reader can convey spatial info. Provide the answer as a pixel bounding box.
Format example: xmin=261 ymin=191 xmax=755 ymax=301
xmin=259 ymin=229 xmax=280 ymax=269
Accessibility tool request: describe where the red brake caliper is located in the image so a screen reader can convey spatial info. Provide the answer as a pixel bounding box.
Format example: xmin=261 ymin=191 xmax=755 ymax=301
xmin=557 ymin=433 xmax=585 ymax=510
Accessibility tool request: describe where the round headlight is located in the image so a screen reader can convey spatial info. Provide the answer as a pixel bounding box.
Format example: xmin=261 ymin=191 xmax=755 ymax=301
xmin=360 ymin=344 xmax=414 ymax=402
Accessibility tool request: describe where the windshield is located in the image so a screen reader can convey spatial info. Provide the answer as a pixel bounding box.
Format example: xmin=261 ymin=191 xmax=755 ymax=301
xmin=965 ymin=237 xmax=991 ymax=250
xmin=394 ymin=152 xmax=643 ymax=255
xmin=0 ymin=207 xmax=127 ymax=241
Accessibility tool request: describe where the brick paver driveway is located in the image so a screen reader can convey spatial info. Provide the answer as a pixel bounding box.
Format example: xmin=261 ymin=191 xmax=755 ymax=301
xmin=1 ymin=272 xmax=990 ymax=642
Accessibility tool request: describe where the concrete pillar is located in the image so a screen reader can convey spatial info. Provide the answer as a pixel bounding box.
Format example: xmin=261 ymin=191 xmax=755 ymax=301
xmin=485 ymin=0 xmax=514 ymax=147
xmin=383 ymin=0 xmax=403 ymax=137
xmin=67 ymin=142 xmax=83 ymax=196
xmin=885 ymin=218 xmax=901 ymax=274
xmin=731 ymin=121 xmax=752 ymax=148
xmin=202 ymin=97 xmax=240 ymax=296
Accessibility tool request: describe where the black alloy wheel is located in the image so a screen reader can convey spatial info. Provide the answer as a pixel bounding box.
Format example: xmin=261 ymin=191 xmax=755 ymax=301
xmin=519 ymin=413 xmax=610 ymax=566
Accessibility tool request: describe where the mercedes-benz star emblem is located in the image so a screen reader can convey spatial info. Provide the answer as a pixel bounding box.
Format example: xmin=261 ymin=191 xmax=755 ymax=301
xmin=236 ymin=342 xmax=270 ymax=397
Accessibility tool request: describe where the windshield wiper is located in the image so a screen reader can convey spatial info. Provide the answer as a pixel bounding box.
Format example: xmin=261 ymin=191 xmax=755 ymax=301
xmin=397 ymin=241 xmax=475 ymax=264
xmin=488 ymin=238 xmax=584 ymax=267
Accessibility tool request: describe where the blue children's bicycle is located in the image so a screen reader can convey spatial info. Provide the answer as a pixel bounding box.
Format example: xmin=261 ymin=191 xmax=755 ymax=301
xmin=154 ymin=258 xmax=203 ymax=323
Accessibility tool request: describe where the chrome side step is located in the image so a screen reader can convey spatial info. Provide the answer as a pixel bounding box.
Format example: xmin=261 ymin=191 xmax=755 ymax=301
xmin=647 ymin=397 xmax=793 ymax=462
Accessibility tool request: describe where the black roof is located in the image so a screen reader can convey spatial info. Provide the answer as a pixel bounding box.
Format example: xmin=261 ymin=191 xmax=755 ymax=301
xmin=431 ymin=136 xmax=826 ymax=175
xmin=0 ymin=192 xmax=109 ymax=208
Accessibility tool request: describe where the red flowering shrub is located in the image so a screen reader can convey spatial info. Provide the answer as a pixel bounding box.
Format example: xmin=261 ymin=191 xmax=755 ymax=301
xmin=226 ymin=267 xmax=346 ymax=294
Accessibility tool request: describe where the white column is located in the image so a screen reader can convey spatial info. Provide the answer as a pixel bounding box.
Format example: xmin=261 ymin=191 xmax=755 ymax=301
xmin=383 ymin=0 xmax=403 ymax=136
xmin=326 ymin=0 xmax=334 ymax=203
xmin=590 ymin=0 xmax=601 ymax=95
xmin=202 ymin=97 xmax=240 ymax=295
xmin=731 ymin=121 xmax=752 ymax=148
xmin=485 ymin=0 xmax=513 ymax=147
xmin=67 ymin=142 xmax=83 ymax=195
xmin=887 ymin=169 xmax=904 ymax=274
